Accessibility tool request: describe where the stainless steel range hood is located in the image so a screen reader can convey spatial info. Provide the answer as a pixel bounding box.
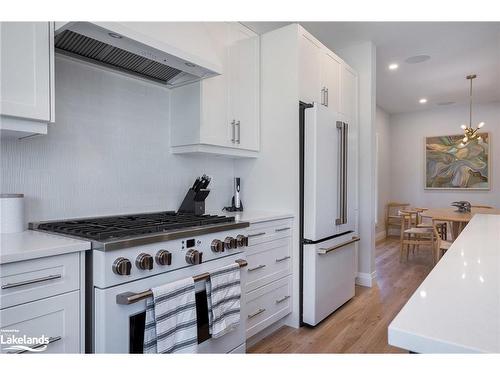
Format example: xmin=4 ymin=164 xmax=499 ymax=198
xmin=54 ymin=22 xmax=220 ymax=87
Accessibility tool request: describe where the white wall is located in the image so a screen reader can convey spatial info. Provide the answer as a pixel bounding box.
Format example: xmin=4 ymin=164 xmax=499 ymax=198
xmin=390 ymin=102 xmax=500 ymax=209
xmin=376 ymin=106 xmax=391 ymax=239
xmin=338 ymin=42 xmax=377 ymax=287
xmin=0 ymin=55 xmax=235 ymax=222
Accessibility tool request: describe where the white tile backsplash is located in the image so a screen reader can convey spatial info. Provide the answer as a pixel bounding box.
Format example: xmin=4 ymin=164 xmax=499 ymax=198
xmin=1 ymin=55 xmax=235 ymax=222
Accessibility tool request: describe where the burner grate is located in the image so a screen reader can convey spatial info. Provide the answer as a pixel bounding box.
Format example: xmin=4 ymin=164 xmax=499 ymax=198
xmin=37 ymin=211 xmax=235 ymax=241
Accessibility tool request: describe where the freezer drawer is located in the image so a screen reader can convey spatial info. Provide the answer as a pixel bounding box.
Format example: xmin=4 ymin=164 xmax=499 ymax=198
xmin=302 ymin=234 xmax=358 ymax=326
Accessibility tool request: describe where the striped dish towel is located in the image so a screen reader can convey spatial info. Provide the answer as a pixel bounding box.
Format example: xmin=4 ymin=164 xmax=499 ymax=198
xmin=206 ymin=263 xmax=241 ymax=339
xmin=143 ymin=277 xmax=198 ymax=354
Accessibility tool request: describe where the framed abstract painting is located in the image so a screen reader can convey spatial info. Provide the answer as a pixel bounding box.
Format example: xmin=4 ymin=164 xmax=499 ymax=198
xmin=425 ymin=133 xmax=490 ymax=190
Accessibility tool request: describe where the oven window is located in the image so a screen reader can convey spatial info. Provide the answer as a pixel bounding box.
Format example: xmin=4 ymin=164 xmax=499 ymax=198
xmin=129 ymin=289 xmax=211 ymax=353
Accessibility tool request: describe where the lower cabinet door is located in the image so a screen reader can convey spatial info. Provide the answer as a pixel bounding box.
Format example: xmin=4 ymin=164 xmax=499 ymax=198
xmin=0 ymin=291 xmax=80 ymax=353
xmin=245 ymin=276 xmax=292 ymax=339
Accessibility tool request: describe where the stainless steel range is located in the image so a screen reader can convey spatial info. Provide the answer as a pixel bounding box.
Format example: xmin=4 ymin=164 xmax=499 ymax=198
xmin=31 ymin=211 xmax=250 ymax=354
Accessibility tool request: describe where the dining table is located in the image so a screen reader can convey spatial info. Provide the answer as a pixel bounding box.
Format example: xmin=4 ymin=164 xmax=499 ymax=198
xmin=421 ymin=207 xmax=500 ymax=239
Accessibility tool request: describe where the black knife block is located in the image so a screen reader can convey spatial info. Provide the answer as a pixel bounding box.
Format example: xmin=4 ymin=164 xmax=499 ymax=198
xmin=178 ymin=188 xmax=210 ymax=215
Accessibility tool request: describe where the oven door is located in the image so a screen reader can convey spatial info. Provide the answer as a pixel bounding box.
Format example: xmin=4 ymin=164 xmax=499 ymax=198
xmin=93 ymin=253 xmax=247 ymax=353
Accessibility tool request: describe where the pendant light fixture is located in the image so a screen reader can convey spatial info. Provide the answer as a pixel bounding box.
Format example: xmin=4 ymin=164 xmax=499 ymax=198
xmin=460 ymin=74 xmax=485 ymax=146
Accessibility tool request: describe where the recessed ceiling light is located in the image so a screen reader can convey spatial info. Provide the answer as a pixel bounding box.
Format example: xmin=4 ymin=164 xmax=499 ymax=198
xmin=419 ymin=98 xmax=428 ymax=104
xmin=108 ymin=32 xmax=122 ymax=39
xmin=405 ymin=55 xmax=431 ymax=64
xmin=388 ymin=63 xmax=399 ymax=70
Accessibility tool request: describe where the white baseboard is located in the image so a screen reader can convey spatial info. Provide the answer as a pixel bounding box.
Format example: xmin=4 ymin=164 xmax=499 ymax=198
xmin=356 ymin=271 xmax=377 ymax=287
xmin=375 ymin=230 xmax=387 ymax=242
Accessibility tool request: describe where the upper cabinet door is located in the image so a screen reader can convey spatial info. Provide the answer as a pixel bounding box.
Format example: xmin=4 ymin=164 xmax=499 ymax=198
xmin=340 ymin=65 xmax=357 ymax=120
xmin=299 ymin=34 xmax=321 ymax=104
xmin=0 ymin=22 xmax=54 ymax=122
xmin=227 ymin=23 xmax=260 ymax=151
xmin=199 ymin=23 xmax=232 ymax=148
xmin=320 ymin=52 xmax=341 ymax=112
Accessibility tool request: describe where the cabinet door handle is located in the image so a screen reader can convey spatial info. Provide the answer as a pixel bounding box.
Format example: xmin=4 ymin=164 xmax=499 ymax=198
xmin=248 ymin=232 xmax=266 ymax=238
xmin=248 ymin=264 xmax=266 ymax=272
xmin=248 ymin=308 xmax=266 ymax=319
xmin=5 ymin=336 xmax=62 ymax=354
xmin=275 ymin=227 xmax=291 ymax=232
xmin=321 ymin=87 xmax=326 ymax=106
xmin=1 ymin=274 xmax=62 ymax=290
xmin=231 ymin=120 xmax=236 ymax=143
xmin=325 ymin=87 xmax=329 ymax=107
xmin=236 ymin=120 xmax=241 ymax=144
xmin=275 ymin=256 xmax=291 ymax=263
xmin=276 ymin=295 xmax=291 ymax=304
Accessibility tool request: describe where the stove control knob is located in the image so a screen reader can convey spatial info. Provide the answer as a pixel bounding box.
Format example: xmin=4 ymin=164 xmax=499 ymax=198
xmin=136 ymin=253 xmax=154 ymax=270
xmin=185 ymin=249 xmax=203 ymax=265
xmin=112 ymin=257 xmax=132 ymax=276
xmin=211 ymin=239 xmax=224 ymax=253
xmin=156 ymin=250 xmax=172 ymax=266
xmin=236 ymin=235 xmax=248 ymax=247
xmin=224 ymin=237 xmax=237 ymax=250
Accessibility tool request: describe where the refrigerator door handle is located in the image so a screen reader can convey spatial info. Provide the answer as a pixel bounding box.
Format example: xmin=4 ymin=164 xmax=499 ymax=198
xmin=317 ymin=236 xmax=360 ymax=255
xmin=335 ymin=121 xmax=347 ymax=225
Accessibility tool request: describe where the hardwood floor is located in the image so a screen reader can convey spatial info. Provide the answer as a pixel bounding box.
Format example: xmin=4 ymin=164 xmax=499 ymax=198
xmin=248 ymin=237 xmax=434 ymax=353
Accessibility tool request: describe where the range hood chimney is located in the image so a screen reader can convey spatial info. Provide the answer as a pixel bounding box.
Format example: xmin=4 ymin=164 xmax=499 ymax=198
xmin=54 ymin=22 xmax=219 ymax=87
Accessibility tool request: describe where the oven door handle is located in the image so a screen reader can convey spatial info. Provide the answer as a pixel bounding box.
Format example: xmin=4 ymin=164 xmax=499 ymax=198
xmin=116 ymin=259 xmax=248 ymax=305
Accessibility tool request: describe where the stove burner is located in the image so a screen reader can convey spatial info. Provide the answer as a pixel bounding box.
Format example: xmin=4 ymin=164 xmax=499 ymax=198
xmin=37 ymin=211 xmax=235 ymax=241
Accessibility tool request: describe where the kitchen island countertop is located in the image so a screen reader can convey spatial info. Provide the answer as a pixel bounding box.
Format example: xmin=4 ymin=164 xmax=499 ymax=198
xmin=388 ymin=214 xmax=500 ymax=353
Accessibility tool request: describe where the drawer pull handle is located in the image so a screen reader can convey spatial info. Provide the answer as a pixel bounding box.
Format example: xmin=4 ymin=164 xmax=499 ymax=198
xmin=275 ymin=227 xmax=291 ymax=232
xmin=1 ymin=274 xmax=62 ymax=290
xmin=275 ymin=256 xmax=291 ymax=263
xmin=248 ymin=264 xmax=266 ymax=272
xmin=276 ymin=295 xmax=291 ymax=304
xmin=248 ymin=308 xmax=266 ymax=319
xmin=6 ymin=336 xmax=62 ymax=354
xmin=248 ymin=232 xmax=266 ymax=238
xmin=317 ymin=236 xmax=360 ymax=255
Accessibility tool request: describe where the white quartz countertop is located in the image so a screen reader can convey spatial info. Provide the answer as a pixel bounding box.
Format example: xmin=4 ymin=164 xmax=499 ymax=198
xmin=218 ymin=210 xmax=294 ymax=224
xmin=388 ymin=214 xmax=500 ymax=353
xmin=0 ymin=230 xmax=91 ymax=265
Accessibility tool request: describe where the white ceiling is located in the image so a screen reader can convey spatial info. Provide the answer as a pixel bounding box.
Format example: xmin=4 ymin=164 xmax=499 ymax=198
xmin=243 ymin=22 xmax=500 ymax=114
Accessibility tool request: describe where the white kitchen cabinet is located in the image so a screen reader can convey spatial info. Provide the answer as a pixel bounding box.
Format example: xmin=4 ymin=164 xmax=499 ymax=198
xmin=243 ymin=217 xmax=293 ymax=339
xmin=0 ymin=22 xmax=55 ymax=137
xmin=340 ymin=64 xmax=357 ymax=120
xmin=227 ymin=23 xmax=260 ymax=151
xmin=299 ymin=33 xmax=321 ymax=104
xmin=320 ymin=52 xmax=341 ymax=112
xmin=0 ymin=252 xmax=85 ymax=353
xmin=298 ymin=27 xmax=354 ymax=117
xmin=0 ymin=291 xmax=80 ymax=354
xmin=170 ymin=23 xmax=260 ymax=157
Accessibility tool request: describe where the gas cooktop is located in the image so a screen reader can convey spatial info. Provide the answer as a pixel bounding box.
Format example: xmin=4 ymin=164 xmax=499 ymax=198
xmin=31 ymin=211 xmax=244 ymax=248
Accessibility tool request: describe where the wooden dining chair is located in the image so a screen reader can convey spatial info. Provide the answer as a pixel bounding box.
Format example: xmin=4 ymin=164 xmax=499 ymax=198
xmin=432 ymin=220 xmax=453 ymax=263
xmin=386 ymin=202 xmax=410 ymax=236
xmin=399 ymin=210 xmax=434 ymax=264
xmin=415 ymin=207 xmax=448 ymax=240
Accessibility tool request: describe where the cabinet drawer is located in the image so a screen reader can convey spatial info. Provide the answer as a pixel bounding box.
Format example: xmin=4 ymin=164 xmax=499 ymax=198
xmin=0 ymin=253 xmax=80 ymax=309
xmin=0 ymin=291 xmax=80 ymax=353
xmin=246 ymin=218 xmax=293 ymax=246
xmin=245 ymin=237 xmax=291 ymax=291
xmin=245 ymin=275 xmax=292 ymax=339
